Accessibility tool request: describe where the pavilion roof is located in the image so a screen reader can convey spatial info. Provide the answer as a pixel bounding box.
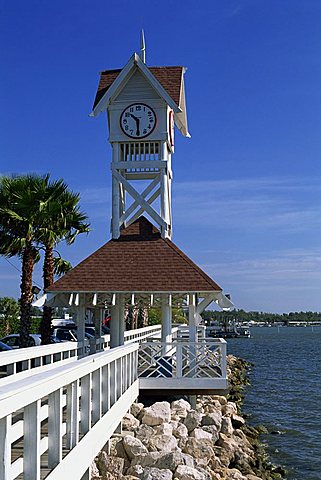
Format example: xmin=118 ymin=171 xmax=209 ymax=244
xmin=47 ymin=217 xmax=222 ymax=294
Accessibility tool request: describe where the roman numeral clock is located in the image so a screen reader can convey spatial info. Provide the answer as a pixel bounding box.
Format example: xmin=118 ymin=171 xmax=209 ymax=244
xmin=90 ymin=35 xmax=190 ymax=240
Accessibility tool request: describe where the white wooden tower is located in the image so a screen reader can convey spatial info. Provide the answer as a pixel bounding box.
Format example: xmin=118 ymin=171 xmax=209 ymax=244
xmin=90 ymin=33 xmax=190 ymax=239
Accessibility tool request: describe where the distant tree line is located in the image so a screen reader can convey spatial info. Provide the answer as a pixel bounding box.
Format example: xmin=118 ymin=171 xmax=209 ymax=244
xmin=201 ymin=309 xmax=321 ymax=325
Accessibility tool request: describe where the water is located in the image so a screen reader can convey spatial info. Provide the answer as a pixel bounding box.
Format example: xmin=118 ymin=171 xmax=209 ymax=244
xmin=227 ymin=326 xmax=321 ymax=480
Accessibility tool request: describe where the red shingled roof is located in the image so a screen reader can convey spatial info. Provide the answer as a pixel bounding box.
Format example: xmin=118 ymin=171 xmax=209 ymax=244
xmin=93 ymin=66 xmax=183 ymax=110
xmin=48 ymin=217 xmax=222 ymax=293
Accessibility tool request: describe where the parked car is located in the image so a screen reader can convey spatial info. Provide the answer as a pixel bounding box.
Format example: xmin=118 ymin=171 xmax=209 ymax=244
xmin=0 ymin=334 xmax=42 ymax=349
xmin=52 ymin=328 xmax=94 ymax=342
xmin=0 ymin=334 xmax=61 ymax=348
xmin=0 ymin=341 xmax=13 ymax=351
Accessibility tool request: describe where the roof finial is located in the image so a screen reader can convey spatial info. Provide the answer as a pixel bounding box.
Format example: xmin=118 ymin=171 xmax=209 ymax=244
xmin=140 ymin=29 xmax=146 ymax=64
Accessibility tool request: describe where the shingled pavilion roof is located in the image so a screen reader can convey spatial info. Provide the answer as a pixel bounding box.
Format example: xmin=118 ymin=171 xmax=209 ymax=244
xmin=93 ymin=66 xmax=184 ymax=110
xmin=47 ymin=217 xmax=222 ymax=294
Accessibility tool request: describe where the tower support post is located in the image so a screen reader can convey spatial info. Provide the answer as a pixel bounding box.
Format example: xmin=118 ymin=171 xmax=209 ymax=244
xmin=112 ymin=144 xmax=120 ymax=239
xmin=161 ymin=294 xmax=172 ymax=356
xmin=118 ymin=294 xmax=125 ymax=346
xmin=110 ymin=295 xmax=120 ymax=348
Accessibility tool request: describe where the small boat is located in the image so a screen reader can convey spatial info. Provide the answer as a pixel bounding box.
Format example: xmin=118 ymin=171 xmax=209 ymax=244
xmin=206 ymin=322 xmax=251 ymax=339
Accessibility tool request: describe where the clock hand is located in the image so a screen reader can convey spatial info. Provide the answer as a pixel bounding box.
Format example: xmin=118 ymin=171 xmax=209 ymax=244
xmin=128 ymin=113 xmax=141 ymax=135
xmin=136 ymin=118 xmax=140 ymax=136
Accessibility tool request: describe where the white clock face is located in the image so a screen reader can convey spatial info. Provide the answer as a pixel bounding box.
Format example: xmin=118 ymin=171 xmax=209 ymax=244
xmin=120 ymin=103 xmax=157 ymax=139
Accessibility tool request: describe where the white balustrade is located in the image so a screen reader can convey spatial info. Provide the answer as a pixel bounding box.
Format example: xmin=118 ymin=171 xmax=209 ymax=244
xmin=138 ymin=338 xmax=227 ymax=391
xmin=0 ymin=343 xmax=139 ymax=480
xmin=124 ymin=324 xmax=163 ymax=343
xmin=0 ymin=325 xmax=162 ymax=379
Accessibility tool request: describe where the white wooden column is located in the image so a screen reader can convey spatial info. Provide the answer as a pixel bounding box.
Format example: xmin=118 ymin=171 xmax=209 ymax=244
xmin=77 ymin=301 xmax=86 ymax=358
xmin=92 ymin=308 xmax=103 ymax=353
xmin=160 ymin=142 xmax=171 ymax=239
xmin=110 ymin=295 xmax=120 ymax=348
xmin=112 ymin=144 xmax=120 ymax=239
xmin=118 ymin=294 xmax=125 ymax=346
xmin=161 ymin=294 xmax=172 ymax=348
xmin=188 ymin=293 xmax=197 ymax=378
xmin=188 ymin=294 xmax=197 ymax=342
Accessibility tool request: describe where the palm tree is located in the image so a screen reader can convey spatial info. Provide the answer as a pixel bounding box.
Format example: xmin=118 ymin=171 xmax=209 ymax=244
xmin=0 ymin=174 xmax=90 ymax=347
xmin=37 ymin=180 xmax=90 ymax=344
xmin=0 ymin=175 xmax=43 ymax=347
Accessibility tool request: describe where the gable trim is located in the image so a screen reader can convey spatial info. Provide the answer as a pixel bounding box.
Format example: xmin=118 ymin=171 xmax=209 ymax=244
xmin=90 ymin=53 xmax=181 ymax=117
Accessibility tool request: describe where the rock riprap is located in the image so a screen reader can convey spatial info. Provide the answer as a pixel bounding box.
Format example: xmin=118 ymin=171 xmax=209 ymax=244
xmin=91 ymin=356 xmax=284 ymax=480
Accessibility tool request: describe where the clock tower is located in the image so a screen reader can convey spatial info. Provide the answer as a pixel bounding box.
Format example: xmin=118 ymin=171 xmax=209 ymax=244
xmin=90 ymin=33 xmax=190 ymax=240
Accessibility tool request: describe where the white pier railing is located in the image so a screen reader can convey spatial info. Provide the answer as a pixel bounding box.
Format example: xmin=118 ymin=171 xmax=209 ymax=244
xmin=0 ymin=343 xmax=139 ymax=480
xmin=138 ymin=338 xmax=227 ymax=391
xmin=0 ymin=325 xmax=162 ymax=378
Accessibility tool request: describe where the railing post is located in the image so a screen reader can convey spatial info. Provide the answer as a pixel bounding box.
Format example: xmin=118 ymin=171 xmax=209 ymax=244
xmin=92 ymin=368 xmax=102 ymax=424
xmin=0 ymin=415 xmax=11 ymax=480
xmin=101 ymin=364 xmax=110 ymax=414
xmin=80 ymin=374 xmax=91 ymax=434
xmin=176 ymin=343 xmax=182 ymax=378
xmin=221 ymin=340 xmax=227 ymax=379
xmin=24 ymin=400 xmax=41 ymax=480
xmin=110 ymin=360 xmax=116 ymax=406
xmin=66 ymin=380 xmax=79 ymax=449
xmin=48 ymin=388 xmax=62 ymax=468
xmin=117 ymin=357 xmax=122 ymax=398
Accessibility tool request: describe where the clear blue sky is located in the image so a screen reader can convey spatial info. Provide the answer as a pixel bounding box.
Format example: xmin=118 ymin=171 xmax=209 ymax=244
xmin=1 ymin=0 xmax=321 ymax=312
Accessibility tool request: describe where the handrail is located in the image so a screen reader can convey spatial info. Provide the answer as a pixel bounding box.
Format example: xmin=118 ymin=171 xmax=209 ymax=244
xmin=0 ymin=343 xmax=139 ymax=480
xmin=0 ymin=324 xmax=162 ymax=377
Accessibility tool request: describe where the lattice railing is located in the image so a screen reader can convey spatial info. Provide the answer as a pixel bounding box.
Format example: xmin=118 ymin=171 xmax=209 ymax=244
xmin=138 ymin=339 xmax=226 ymax=380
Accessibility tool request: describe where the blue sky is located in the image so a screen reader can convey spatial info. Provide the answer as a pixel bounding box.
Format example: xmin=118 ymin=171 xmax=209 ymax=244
xmin=1 ymin=0 xmax=321 ymax=312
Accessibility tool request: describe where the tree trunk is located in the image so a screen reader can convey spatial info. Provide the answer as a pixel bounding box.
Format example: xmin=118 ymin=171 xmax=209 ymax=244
xmin=41 ymin=243 xmax=54 ymax=345
xmin=19 ymin=243 xmax=35 ymax=348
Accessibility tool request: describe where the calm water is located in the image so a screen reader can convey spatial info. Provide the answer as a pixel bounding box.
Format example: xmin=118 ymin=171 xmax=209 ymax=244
xmin=227 ymin=326 xmax=321 ymax=480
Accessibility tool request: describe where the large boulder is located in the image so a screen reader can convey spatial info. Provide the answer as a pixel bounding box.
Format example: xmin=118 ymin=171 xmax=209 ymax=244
xmin=90 ymin=460 xmax=100 ymax=478
xmin=147 ymin=434 xmax=178 ymax=453
xmin=174 ymin=465 xmax=207 ymax=480
xmin=96 ymin=452 xmax=124 ymax=477
xmin=190 ymin=428 xmax=212 ymax=441
xmin=130 ymin=402 xmax=144 ymax=418
xmin=141 ymin=467 xmax=173 ymax=480
xmin=225 ymin=468 xmax=248 ymax=480
xmin=171 ymin=399 xmax=191 ymax=419
xmin=154 ymin=451 xmax=185 ymax=471
xmin=222 ymin=402 xmax=238 ymax=417
xmin=201 ymin=412 xmax=222 ymax=430
xmin=136 ymin=424 xmax=155 ymax=446
xmin=183 ymin=438 xmax=215 ymax=467
xmin=122 ymin=413 xmax=140 ymax=431
xmin=231 ymin=413 xmax=245 ymax=429
xmin=131 ymin=452 xmax=164 ymax=468
xmin=201 ymin=425 xmax=220 ymax=442
xmin=210 ymin=395 xmax=227 ymax=406
xmin=183 ymin=411 xmax=202 ymax=432
xmin=126 ymin=465 xmax=144 ymax=477
xmin=141 ymin=402 xmax=171 ymax=426
xmin=221 ymin=417 xmax=234 ymax=436
xmin=123 ymin=435 xmax=148 ymax=460
xmin=155 ymin=422 xmax=173 ymax=436
xmin=172 ymin=421 xmax=188 ymax=440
